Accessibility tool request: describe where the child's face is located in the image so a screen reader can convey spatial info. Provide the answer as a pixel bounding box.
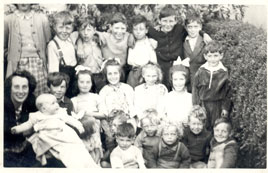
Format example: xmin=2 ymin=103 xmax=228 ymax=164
xmin=106 ymin=65 xmax=120 ymax=85
xmin=204 ymin=52 xmax=223 ymax=67
xmin=142 ymin=118 xmax=157 ymax=137
xmin=133 ymin=23 xmax=148 ymax=40
xmin=162 ymin=126 xmax=178 ymax=145
xmin=159 ymin=15 xmax=177 ymax=33
xmin=42 ymin=96 xmax=60 ymax=115
xmin=79 ymin=25 xmax=95 ymax=42
xmin=50 ymin=80 xmax=67 ymax=100
xmin=110 ymin=22 xmax=127 ymax=41
xmin=185 ymin=21 xmax=202 ymax=38
xmin=17 ymin=4 xmax=31 ymax=12
xmin=189 ymin=116 xmax=204 ymax=135
xmin=116 ymin=136 xmax=134 ymax=150
xmin=143 ymin=68 xmax=158 ymax=86
xmin=78 ymin=73 xmax=92 ymax=94
xmin=111 ymin=119 xmax=121 ymax=134
xmin=54 ymin=22 xmax=73 ymax=41
xmin=213 ymin=123 xmax=231 ymax=143
xmin=172 ymin=71 xmax=186 ymax=92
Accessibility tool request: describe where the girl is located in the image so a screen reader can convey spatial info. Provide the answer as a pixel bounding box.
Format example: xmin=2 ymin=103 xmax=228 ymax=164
xmin=99 ymin=58 xmax=135 ymax=118
xmin=4 ymin=4 xmax=51 ymax=96
xmin=134 ymin=62 xmax=168 ymax=122
xmin=127 ymin=14 xmax=157 ymax=88
xmin=159 ymin=64 xmax=193 ymax=126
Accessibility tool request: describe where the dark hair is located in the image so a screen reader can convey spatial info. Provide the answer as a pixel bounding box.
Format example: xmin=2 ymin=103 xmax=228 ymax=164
xmin=169 ymin=64 xmax=190 ymax=88
xmin=80 ymin=116 xmax=96 ymax=139
xmin=159 ymin=5 xmax=177 ymax=20
xmin=110 ymin=12 xmax=127 ymax=26
xmin=204 ymin=40 xmax=224 ymax=54
xmin=116 ymin=122 xmax=135 ymax=139
xmin=214 ymin=117 xmax=232 ymax=132
xmin=102 ymin=58 xmax=125 ymax=84
xmin=130 ymin=14 xmax=148 ymax=30
xmin=72 ymin=69 xmax=94 ymax=96
xmin=77 ymin=14 xmax=97 ymax=30
xmin=47 ymin=72 xmax=70 ymax=88
xmin=185 ymin=13 xmax=203 ymax=26
xmin=5 ymin=70 xmax=36 ymax=98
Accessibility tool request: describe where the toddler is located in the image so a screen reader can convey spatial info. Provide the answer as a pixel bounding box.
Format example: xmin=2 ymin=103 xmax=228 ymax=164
xmin=4 ymin=4 xmax=51 ymax=96
xmin=192 ymin=41 xmax=232 ymax=130
xmin=147 ymin=123 xmax=191 ymax=168
xmin=182 ymin=105 xmax=212 ymax=168
xmin=47 ymin=11 xmax=77 ymax=98
xmin=159 ymin=64 xmax=192 ymax=126
xmin=134 ymin=62 xmax=168 ymax=121
xmin=47 ymin=72 xmax=73 ymax=115
xmin=99 ymin=58 xmax=135 ymax=118
xmin=10 ymin=94 xmax=98 ymax=168
xmin=110 ymin=122 xmax=146 ymax=168
xmin=207 ymin=117 xmax=238 ymax=168
xmin=127 ymin=14 xmax=157 ymax=88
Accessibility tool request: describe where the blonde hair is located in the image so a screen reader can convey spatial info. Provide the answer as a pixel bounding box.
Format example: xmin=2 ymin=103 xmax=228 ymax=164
xmin=141 ymin=109 xmax=161 ymax=127
xmin=161 ymin=122 xmax=184 ymax=139
xmin=141 ymin=62 xmax=163 ymax=84
xmin=188 ymin=105 xmax=207 ymax=124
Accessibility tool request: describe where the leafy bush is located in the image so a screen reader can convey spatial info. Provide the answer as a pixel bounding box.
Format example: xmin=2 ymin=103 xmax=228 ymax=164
xmin=204 ymin=20 xmax=267 ymax=168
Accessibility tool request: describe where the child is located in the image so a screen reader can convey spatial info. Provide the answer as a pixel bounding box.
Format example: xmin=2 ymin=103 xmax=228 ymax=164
xmin=207 ymin=117 xmax=238 ymax=168
xmin=10 ymin=94 xmax=98 ymax=168
xmin=147 ymin=123 xmax=191 ymax=168
xmin=127 ymin=14 xmax=157 ymax=88
xmin=182 ymin=105 xmax=212 ymax=168
xmin=134 ymin=62 xmax=168 ymax=121
xmin=159 ymin=64 xmax=192 ymax=126
xmin=47 ymin=11 xmax=77 ymax=98
xmin=47 ymin=72 xmax=73 ymax=115
xmin=192 ymin=41 xmax=232 ymax=130
xmin=110 ymin=122 xmax=146 ymax=168
xmin=134 ymin=109 xmax=161 ymax=168
xmin=4 ymin=4 xmax=51 ymax=96
xmin=148 ymin=5 xmax=211 ymax=90
xmin=99 ymin=58 xmax=135 ymax=118
xmin=183 ymin=13 xmax=209 ymax=91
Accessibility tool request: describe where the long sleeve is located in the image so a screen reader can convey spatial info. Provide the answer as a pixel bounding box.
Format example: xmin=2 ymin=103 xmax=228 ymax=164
xmin=192 ymin=70 xmax=201 ymax=105
xmin=13 ymin=120 xmax=33 ymax=134
xmin=41 ymin=14 xmax=52 ymax=44
xmin=220 ymin=143 xmax=238 ymax=168
xmin=47 ymin=40 xmax=60 ymax=72
xmin=221 ymin=79 xmax=232 ymax=112
xmin=4 ymin=15 xmax=9 ymax=50
xmin=179 ymin=143 xmax=191 ymax=168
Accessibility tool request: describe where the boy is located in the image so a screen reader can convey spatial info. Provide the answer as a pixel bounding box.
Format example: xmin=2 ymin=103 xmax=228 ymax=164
xmin=207 ymin=117 xmax=238 ymax=168
xmin=183 ymin=13 xmax=208 ymax=92
xmin=192 ymin=41 xmax=232 ymax=130
xmin=47 ymin=11 xmax=77 ymax=98
xmin=182 ymin=105 xmax=212 ymax=168
xmin=110 ymin=122 xmax=146 ymax=168
xmin=147 ymin=123 xmax=191 ymax=168
xmin=47 ymin=72 xmax=73 ymax=115
xmin=148 ymin=5 xmax=211 ymax=90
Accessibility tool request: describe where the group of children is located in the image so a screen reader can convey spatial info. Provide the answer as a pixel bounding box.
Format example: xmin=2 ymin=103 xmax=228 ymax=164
xmin=5 ymin=4 xmax=237 ymax=168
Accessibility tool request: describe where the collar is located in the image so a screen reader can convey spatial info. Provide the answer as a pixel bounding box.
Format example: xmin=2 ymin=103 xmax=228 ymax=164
xmin=15 ymin=10 xmax=34 ymax=20
xmin=201 ymin=61 xmax=227 ymax=72
xmin=58 ymin=96 xmax=65 ymax=103
xmin=54 ymin=35 xmax=72 ymax=44
xmin=185 ymin=36 xmax=198 ymax=42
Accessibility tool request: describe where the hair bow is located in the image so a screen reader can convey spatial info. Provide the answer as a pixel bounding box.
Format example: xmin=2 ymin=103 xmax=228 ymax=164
xmin=100 ymin=57 xmax=121 ymax=71
xmin=75 ymin=65 xmax=92 ymax=75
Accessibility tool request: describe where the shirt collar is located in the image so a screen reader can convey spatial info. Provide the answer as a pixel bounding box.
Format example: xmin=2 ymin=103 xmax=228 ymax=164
xmin=55 ymin=35 xmax=72 ymax=44
xmin=201 ymin=61 xmax=227 ymax=72
xmin=15 ymin=10 xmax=34 ymax=20
xmin=185 ymin=36 xmax=198 ymax=41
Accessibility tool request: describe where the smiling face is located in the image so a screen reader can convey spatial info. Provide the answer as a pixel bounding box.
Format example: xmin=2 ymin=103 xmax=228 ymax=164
xmin=11 ymin=76 xmax=29 ymax=105
xmin=78 ymin=73 xmax=92 ymax=94
xmin=54 ymin=22 xmax=73 ymax=41
xmin=162 ymin=126 xmax=178 ymax=145
xmin=110 ymin=22 xmax=127 ymax=41
xmin=79 ymin=24 xmax=95 ymax=43
xmin=50 ymin=80 xmax=67 ymax=100
xmin=106 ymin=65 xmax=121 ymax=85
xmin=189 ymin=116 xmax=204 ymax=135
xmin=185 ymin=21 xmax=202 ymax=38
xmin=143 ymin=68 xmax=158 ymax=86
xmin=213 ymin=123 xmax=231 ymax=143
xmin=159 ymin=15 xmax=177 ymax=33
xmin=204 ymin=51 xmax=223 ymax=67
xmin=141 ymin=118 xmax=158 ymax=137
xmin=172 ymin=71 xmax=186 ymax=92
xmin=133 ymin=22 xmax=148 ymax=40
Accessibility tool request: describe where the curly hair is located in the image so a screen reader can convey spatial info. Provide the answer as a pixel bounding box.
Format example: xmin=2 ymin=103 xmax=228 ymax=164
xmin=188 ymin=105 xmax=207 ymax=124
xmin=141 ymin=62 xmax=163 ymax=84
xmin=101 ymin=58 xmax=125 ymax=84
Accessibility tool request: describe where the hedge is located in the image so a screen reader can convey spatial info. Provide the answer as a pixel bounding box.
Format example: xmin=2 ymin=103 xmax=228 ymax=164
xmin=204 ymin=20 xmax=267 ymax=168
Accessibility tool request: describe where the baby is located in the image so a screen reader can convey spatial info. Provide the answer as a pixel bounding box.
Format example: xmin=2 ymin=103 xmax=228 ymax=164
xmin=11 ymin=94 xmax=98 ymax=168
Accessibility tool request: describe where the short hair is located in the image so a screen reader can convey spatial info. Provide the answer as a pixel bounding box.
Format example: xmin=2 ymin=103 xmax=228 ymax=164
xmin=102 ymin=58 xmax=125 ymax=84
xmin=204 ymin=40 xmax=224 ymax=54
xmin=188 ymin=105 xmax=207 ymax=124
xmin=72 ymin=69 xmax=94 ymax=96
xmin=53 ymin=10 xmax=74 ymax=26
xmin=4 ymin=70 xmax=36 ymax=98
xmin=35 ymin=93 xmax=55 ymax=110
xmin=131 ymin=14 xmax=148 ymax=30
xmin=141 ymin=62 xmax=163 ymax=84
xmin=80 ymin=116 xmax=96 ymax=139
xmin=77 ymin=14 xmax=97 ymax=30
xmin=185 ymin=13 xmax=203 ymax=26
xmin=110 ymin=109 xmax=129 ymax=124
xmin=110 ymin=12 xmax=127 ymax=26
xmin=169 ymin=64 xmax=190 ymax=87
xmin=214 ymin=117 xmax=232 ymax=132
xmin=141 ymin=109 xmax=160 ymax=127
xmin=161 ymin=122 xmax=183 ymax=138
xmin=116 ymin=122 xmax=135 ymax=139
xmin=159 ymin=5 xmax=177 ymax=20
xmin=47 ymin=72 xmax=70 ymax=88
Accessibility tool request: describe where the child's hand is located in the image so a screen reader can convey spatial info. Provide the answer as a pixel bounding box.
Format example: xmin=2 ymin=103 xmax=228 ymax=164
xmin=127 ymin=34 xmax=135 ymax=49
xmin=221 ymin=109 xmax=229 ymax=118
xmin=11 ymin=127 xmax=18 ymax=134
xmin=203 ymin=33 xmax=212 ymax=44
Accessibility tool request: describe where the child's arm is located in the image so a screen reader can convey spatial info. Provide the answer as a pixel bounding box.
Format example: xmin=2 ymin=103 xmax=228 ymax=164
xmin=179 ymin=143 xmax=191 ymax=168
xmin=221 ymin=79 xmax=232 ymax=118
xmin=11 ymin=121 xmax=33 ymax=135
xmin=219 ymin=142 xmax=238 ymax=168
xmin=110 ymin=150 xmax=124 ymax=168
xmin=47 ymin=41 xmax=60 ymax=73
xmin=90 ymin=148 xmax=101 ymax=164
xmin=136 ymin=148 xmax=146 ymax=168
xmin=63 ymin=115 xmax=85 ymax=134
xmin=192 ymin=70 xmax=201 ymax=105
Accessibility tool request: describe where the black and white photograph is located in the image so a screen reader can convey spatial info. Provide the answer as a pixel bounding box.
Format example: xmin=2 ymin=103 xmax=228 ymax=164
xmin=2 ymin=0 xmax=267 ymax=170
